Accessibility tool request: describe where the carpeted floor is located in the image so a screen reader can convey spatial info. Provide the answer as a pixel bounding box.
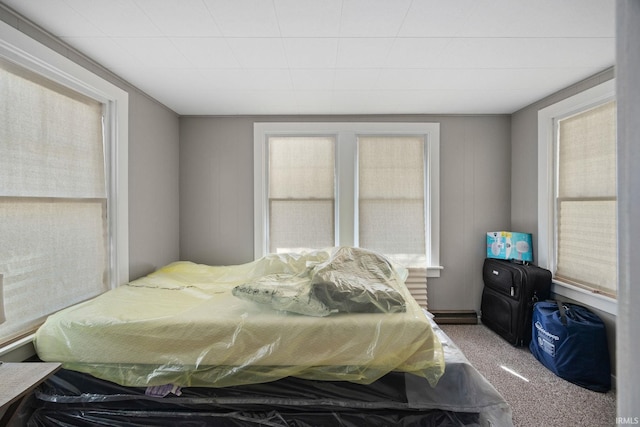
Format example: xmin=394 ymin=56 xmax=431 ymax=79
xmin=439 ymin=323 xmax=617 ymax=427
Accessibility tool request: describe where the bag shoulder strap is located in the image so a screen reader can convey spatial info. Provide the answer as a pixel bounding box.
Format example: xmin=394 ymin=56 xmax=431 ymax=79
xmin=556 ymin=300 xmax=568 ymax=326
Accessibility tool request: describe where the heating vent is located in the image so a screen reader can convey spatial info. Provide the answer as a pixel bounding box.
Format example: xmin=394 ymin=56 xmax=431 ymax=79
xmin=405 ymin=268 xmax=428 ymax=309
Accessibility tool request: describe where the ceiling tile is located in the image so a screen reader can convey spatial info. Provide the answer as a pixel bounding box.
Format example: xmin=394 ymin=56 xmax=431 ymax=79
xmin=63 ymin=0 xmax=162 ymax=37
xmin=60 ymin=36 xmax=145 ymax=69
xmin=290 ymin=69 xmax=334 ymax=91
xmin=398 ymin=0 xmax=480 ymax=37
xmin=196 ymin=68 xmax=292 ymax=92
xmin=385 ymin=38 xmax=453 ymax=68
xmin=3 ymin=0 xmax=103 ymax=37
xmin=202 ymin=0 xmax=280 ymax=37
xmin=172 ymin=38 xmax=240 ymax=68
xmin=111 ymin=37 xmax=190 ymax=68
xmin=274 ymin=0 xmax=343 ymax=37
xmin=330 ymin=90 xmax=407 ymax=114
xmin=244 ymin=69 xmax=292 ymax=90
xmin=333 ymin=69 xmax=380 ymax=90
xmin=121 ymin=67 xmax=207 ymax=106
xmin=339 ymin=0 xmax=412 ymax=37
xmin=283 ymin=38 xmax=338 ymax=69
xmin=197 ymin=69 xmax=252 ymax=90
xmin=229 ymin=90 xmax=298 ymax=114
xmin=457 ymin=0 xmax=615 ymax=37
xmin=336 ymin=38 xmax=395 ymax=68
xmin=1 ymin=0 xmax=617 ymax=115
xmin=134 ymin=0 xmax=222 ymax=37
xmin=376 ymin=68 xmax=606 ymax=92
xmin=294 ymin=90 xmax=333 ymax=114
xmin=438 ymin=38 xmax=614 ymax=69
xmin=226 ymin=38 xmax=288 ymax=68
xmin=389 ymin=89 xmax=522 ymax=114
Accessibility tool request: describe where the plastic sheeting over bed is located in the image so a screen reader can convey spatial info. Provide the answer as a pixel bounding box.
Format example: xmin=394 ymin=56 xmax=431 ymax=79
xmin=34 ymin=247 xmax=445 ymax=389
xmin=23 ymin=316 xmax=513 ymax=427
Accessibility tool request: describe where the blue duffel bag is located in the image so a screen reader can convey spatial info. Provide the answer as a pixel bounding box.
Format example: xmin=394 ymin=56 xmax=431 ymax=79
xmin=530 ymin=300 xmax=611 ymax=392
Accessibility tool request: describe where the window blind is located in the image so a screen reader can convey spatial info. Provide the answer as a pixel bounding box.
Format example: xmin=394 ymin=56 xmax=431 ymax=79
xmin=263 ymin=131 xmax=432 ymax=305
xmin=556 ymin=101 xmax=617 ymax=296
xmin=0 ymin=59 xmax=108 ymax=344
xmin=268 ymin=136 xmax=335 ymax=253
xmin=358 ymin=136 xmax=427 ymax=267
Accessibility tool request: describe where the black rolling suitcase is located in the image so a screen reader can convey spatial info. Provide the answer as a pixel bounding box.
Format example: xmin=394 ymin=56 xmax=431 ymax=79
xmin=481 ymin=258 xmax=552 ymax=346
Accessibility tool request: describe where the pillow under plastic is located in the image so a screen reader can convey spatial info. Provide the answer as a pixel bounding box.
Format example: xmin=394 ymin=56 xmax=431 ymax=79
xmin=232 ymin=274 xmax=333 ymax=317
xmin=310 ymin=247 xmax=406 ymax=313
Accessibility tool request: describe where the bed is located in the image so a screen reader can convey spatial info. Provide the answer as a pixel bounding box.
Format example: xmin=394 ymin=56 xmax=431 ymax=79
xmin=27 ymin=247 xmax=513 ymax=426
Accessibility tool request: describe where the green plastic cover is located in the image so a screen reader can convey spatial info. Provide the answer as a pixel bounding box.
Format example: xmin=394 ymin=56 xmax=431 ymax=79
xmin=34 ymin=247 xmax=445 ymax=388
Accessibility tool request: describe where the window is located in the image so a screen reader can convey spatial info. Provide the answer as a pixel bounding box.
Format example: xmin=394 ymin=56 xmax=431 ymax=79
xmin=556 ymin=101 xmax=617 ymax=294
xmin=358 ymin=135 xmax=427 ymax=266
xmin=0 ymin=21 xmax=128 ymax=349
xmin=254 ymin=122 xmax=441 ymax=277
xmin=538 ymin=80 xmax=617 ymax=314
xmin=268 ymin=136 xmax=336 ymax=253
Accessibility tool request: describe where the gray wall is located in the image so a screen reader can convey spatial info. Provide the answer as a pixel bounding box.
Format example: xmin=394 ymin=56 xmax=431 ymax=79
xmin=0 ymin=6 xmax=182 ymax=282
xmin=180 ymin=117 xmax=255 ymax=266
xmin=179 ymin=115 xmax=512 ymax=312
xmin=128 ymin=93 xmax=180 ymax=279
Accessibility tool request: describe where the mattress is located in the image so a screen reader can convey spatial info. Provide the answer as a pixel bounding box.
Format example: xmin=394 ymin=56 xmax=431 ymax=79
xmin=34 ymin=247 xmax=445 ymax=388
xmin=25 ymin=315 xmax=513 ymax=427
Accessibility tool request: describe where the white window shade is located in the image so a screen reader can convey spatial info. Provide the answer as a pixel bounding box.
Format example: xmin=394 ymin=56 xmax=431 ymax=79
xmin=0 ymin=60 xmax=105 ymax=198
xmin=269 ymin=200 xmax=334 ymax=253
xmin=0 ymin=201 xmax=108 ymax=341
xmin=254 ymin=122 xmax=440 ymax=277
xmin=556 ymin=101 xmax=617 ymax=297
xmin=0 ymin=58 xmax=108 ymax=345
xmin=558 ymin=102 xmax=616 ymax=199
xmin=556 ymin=200 xmax=617 ymax=293
xmin=358 ymin=136 xmax=427 ymax=266
xmin=268 ymin=136 xmax=335 ymax=253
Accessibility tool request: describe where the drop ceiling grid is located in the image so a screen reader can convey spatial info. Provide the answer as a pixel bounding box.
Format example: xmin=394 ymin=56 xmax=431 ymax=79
xmin=0 ymin=0 xmax=616 ymax=115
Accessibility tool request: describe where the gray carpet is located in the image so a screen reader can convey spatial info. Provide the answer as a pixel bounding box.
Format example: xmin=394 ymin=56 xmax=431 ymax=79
xmin=439 ymin=323 xmax=616 ymax=427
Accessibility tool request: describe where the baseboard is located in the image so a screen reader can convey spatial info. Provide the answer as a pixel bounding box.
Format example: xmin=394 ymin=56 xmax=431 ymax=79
xmin=431 ymin=310 xmax=478 ymax=325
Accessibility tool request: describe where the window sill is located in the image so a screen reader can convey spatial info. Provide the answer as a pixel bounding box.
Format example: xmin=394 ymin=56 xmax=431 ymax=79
xmin=0 ymin=334 xmax=36 ymax=362
xmin=427 ymin=266 xmax=443 ymax=278
xmin=551 ymin=279 xmax=617 ymax=316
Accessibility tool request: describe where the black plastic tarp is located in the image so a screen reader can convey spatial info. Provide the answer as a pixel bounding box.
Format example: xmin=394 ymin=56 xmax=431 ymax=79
xmin=25 ymin=369 xmax=478 ymax=427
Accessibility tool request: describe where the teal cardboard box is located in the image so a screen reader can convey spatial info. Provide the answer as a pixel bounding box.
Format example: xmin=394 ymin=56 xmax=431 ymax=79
xmin=487 ymin=231 xmax=533 ymax=262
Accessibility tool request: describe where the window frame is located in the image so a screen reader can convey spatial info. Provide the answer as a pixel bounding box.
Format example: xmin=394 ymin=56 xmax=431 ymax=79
xmin=0 ymin=20 xmax=129 ymax=352
xmin=254 ymin=122 xmax=441 ymax=277
xmin=537 ymin=79 xmax=617 ymax=315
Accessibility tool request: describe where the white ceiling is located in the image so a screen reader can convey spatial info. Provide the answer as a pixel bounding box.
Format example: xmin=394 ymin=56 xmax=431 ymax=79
xmin=1 ymin=0 xmax=615 ymax=116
